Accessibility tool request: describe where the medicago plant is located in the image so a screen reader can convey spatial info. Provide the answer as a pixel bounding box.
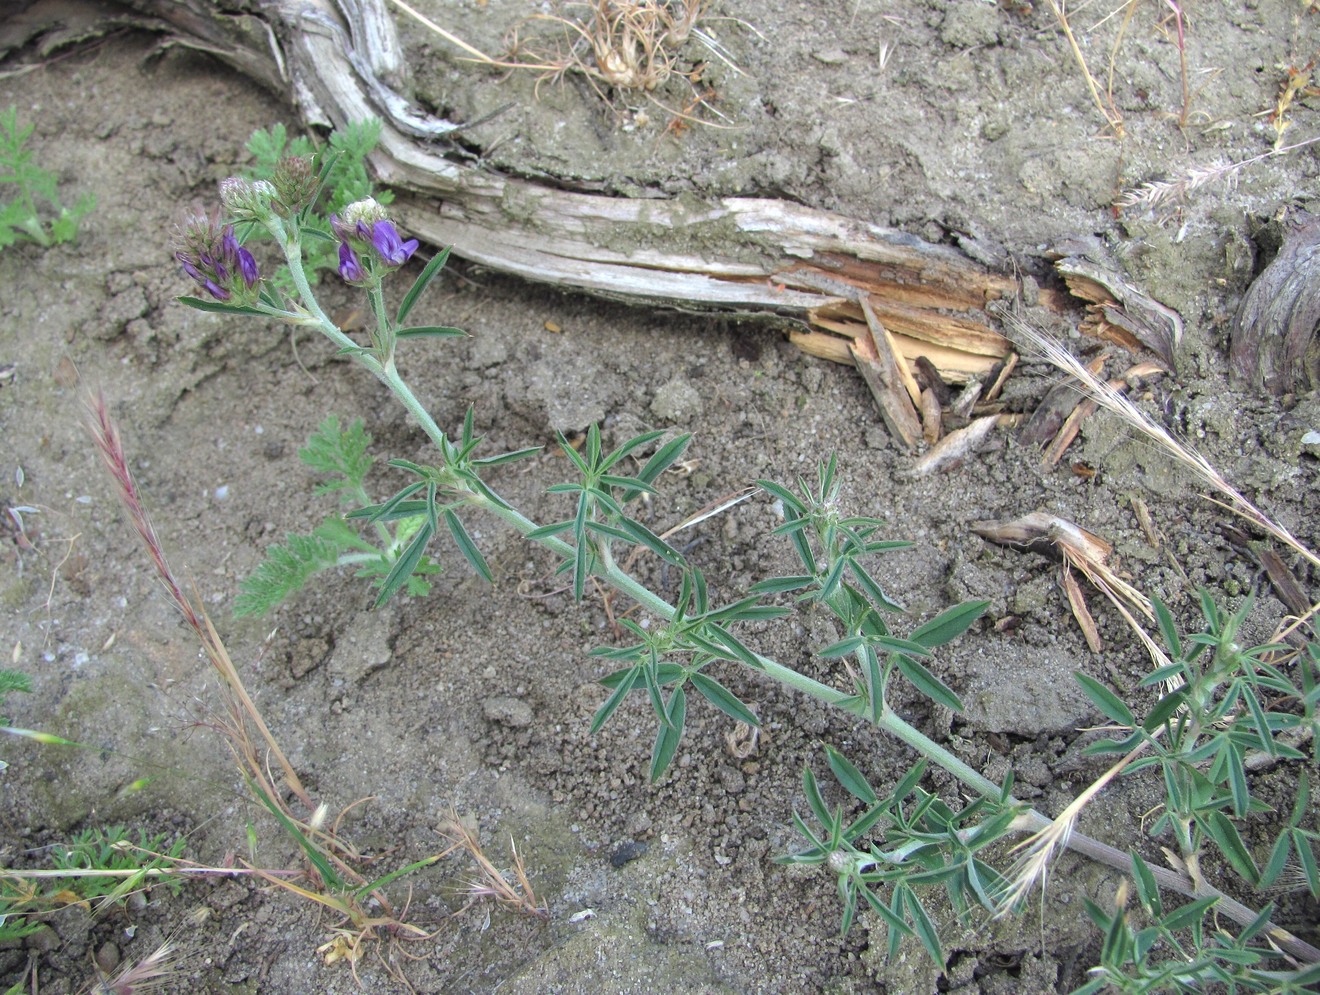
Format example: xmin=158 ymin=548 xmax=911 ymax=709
xmin=166 ymin=146 xmax=1320 ymax=988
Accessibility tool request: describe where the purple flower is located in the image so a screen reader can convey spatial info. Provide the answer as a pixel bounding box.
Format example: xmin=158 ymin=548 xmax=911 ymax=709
xmin=172 ymin=214 xmax=261 ymax=302
xmin=330 ymin=200 xmax=421 ymax=284
xmin=338 ymin=242 xmax=365 ymax=283
xmin=370 ymin=220 xmax=418 ymax=267
xmin=221 ymin=226 xmax=260 ymax=288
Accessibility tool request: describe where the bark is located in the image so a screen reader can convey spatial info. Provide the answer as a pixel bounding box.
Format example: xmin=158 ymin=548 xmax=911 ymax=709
xmin=1230 ymin=210 xmax=1320 ymax=396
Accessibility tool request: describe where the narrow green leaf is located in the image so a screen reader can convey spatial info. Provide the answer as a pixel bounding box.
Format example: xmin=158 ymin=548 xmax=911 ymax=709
xmin=875 ymin=635 xmax=932 ymax=658
xmin=572 ymin=492 xmax=590 ymax=602
xmin=895 ymin=654 xmax=963 ymax=712
xmin=442 ymin=510 xmax=492 ymax=582
xmin=599 ymin=662 xmax=684 ymax=690
xmin=176 ymin=296 xmax=266 ymax=316
xmin=246 ymin=777 xmax=343 ymax=891
xmin=395 ymin=325 xmax=466 ymax=339
xmin=848 ymin=561 xmax=905 ymax=613
xmin=1260 ymin=831 xmax=1292 ymax=889
xmin=865 ymin=645 xmax=884 ymax=723
xmin=472 ymin=446 xmax=543 ymax=468
xmin=1204 ymin=812 xmax=1259 ymax=885
xmin=636 ymin=433 xmax=691 ymax=485
xmin=1226 ymin=742 xmax=1249 ymax=818
xmin=650 ymin=687 xmax=687 ymax=781
xmin=599 ymin=429 xmax=666 ymax=473
xmin=910 ymin=600 xmax=990 ymax=649
xmin=825 ymin=745 xmax=877 ymax=804
xmin=756 ymin=479 xmax=805 ymax=515
xmin=395 ymin=245 xmax=451 ymax=325
xmin=819 ymin=636 xmax=865 ymax=659
xmin=1144 ymin=687 xmax=1189 ymax=731
xmin=1152 ymin=597 xmax=1181 ymax=659
xmin=591 ymin=664 xmax=640 ymax=734
xmin=689 ymin=673 xmax=759 ymax=727
xmin=1294 ymin=828 xmax=1319 ymax=898
xmin=838 ymin=878 xmax=858 ymax=935
xmin=820 ymin=556 xmax=848 ymax=600
xmin=614 ymin=517 xmax=685 ymax=566
xmin=373 ymin=518 xmax=435 ymax=608
xmin=702 ymin=627 xmax=763 ymax=672
xmin=1138 ymin=662 xmax=1189 ymax=688
xmin=859 ymin=885 xmax=912 ymax=939
xmin=748 ymin=575 xmax=815 ymax=594
xmin=525 ymin=520 xmax=574 ymax=541
xmin=1242 ymin=687 xmax=1276 ymax=758
xmin=1129 ymin=852 xmax=1162 ymax=917
xmin=1074 ymin=672 xmax=1136 ymax=727
xmin=803 ymin=767 xmax=832 ymax=828
xmin=1290 ymin=772 xmax=1312 ymax=829
xmin=1160 ymin=895 xmax=1217 ymax=932
xmin=900 ymin=886 xmax=945 ymax=967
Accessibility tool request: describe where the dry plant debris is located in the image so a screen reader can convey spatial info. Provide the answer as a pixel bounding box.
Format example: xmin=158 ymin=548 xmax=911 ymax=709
xmin=439 ymin=811 xmax=547 ymax=920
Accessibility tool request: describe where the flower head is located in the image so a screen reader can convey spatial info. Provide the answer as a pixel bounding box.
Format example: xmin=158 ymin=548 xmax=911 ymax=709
xmin=172 ymin=212 xmax=262 ymax=303
xmin=329 ymin=198 xmax=419 ymax=285
xmin=219 ymin=177 xmax=277 ymax=224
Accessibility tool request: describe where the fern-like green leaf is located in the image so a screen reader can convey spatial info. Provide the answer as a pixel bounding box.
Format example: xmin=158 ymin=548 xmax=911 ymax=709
xmin=234 ymin=521 xmax=359 ymax=617
xmin=0 ymin=669 xmax=32 ymax=698
xmin=299 ymin=415 xmax=374 ymax=500
xmin=245 ymin=123 xmax=316 ymax=178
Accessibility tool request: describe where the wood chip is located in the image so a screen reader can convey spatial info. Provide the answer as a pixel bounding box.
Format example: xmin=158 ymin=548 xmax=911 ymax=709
xmin=913 ymin=415 xmax=1000 ymax=475
xmin=1061 ymin=563 xmax=1103 ymax=652
xmin=852 ymin=298 xmax=922 ymax=449
xmin=919 ymin=388 xmax=942 ymax=445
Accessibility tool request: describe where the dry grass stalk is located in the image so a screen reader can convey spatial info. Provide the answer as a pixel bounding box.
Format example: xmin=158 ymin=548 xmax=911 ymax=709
xmin=439 ymin=811 xmax=547 ymax=920
xmin=88 ymin=937 xmax=182 ymax=995
xmin=85 ymin=391 xmax=313 ymax=813
xmin=1044 ymin=0 xmax=1127 ymax=138
xmin=1003 ymin=313 xmax=1320 ymax=572
xmin=1115 ymin=135 xmax=1320 ymax=214
xmin=87 ymin=392 xmax=452 ymax=986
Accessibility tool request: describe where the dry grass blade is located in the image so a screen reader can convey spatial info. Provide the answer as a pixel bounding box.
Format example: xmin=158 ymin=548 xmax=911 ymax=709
xmin=1044 ymin=0 xmax=1125 ymax=137
xmin=1002 ymin=312 xmax=1320 ymax=572
xmin=88 ymin=937 xmax=181 ymax=995
xmin=1116 ymin=137 xmax=1320 ymax=214
xmin=84 ymin=390 xmax=313 ymax=811
xmin=439 ymin=810 xmax=547 ymax=919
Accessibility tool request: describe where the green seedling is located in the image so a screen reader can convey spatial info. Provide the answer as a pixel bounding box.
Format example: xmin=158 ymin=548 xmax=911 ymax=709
xmin=0 ymin=105 xmax=95 ymax=250
xmin=0 ymin=825 xmax=186 ymax=944
xmin=234 ymin=415 xmax=440 ymax=616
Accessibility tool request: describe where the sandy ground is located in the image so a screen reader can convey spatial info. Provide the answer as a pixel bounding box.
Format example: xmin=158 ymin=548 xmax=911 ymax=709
xmin=1 ymin=2 xmax=1318 ymax=992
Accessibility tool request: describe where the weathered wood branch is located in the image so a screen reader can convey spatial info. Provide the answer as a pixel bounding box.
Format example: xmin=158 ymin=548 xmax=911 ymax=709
xmin=6 ymin=0 xmax=1020 ymax=410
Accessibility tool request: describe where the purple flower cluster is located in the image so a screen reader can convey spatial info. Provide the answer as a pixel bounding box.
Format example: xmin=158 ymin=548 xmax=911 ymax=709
xmin=330 ymin=200 xmax=419 ymax=285
xmin=173 ymin=215 xmax=260 ymax=302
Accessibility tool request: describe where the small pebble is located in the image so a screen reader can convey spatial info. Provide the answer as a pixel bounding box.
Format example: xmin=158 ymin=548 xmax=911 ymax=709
xmin=610 ymin=840 xmax=648 ymax=868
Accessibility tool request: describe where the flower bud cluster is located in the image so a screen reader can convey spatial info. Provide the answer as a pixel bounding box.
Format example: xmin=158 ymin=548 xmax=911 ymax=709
xmin=272 ymin=155 xmax=318 ymax=217
xmin=219 ymin=177 xmax=277 ymax=224
xmin=331 ymin=198 xmax=419 ymax=286
xmin=172 ymin=212 xmax=261 ymax=303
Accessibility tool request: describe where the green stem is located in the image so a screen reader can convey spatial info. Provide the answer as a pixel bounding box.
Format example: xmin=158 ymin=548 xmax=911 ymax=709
xmin=283 ymin=234 xmax=1320 ymax=967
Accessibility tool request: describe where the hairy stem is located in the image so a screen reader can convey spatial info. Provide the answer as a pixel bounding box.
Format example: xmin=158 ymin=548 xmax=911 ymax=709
xmin=291 ymin=248 xmax=1320 ymax=966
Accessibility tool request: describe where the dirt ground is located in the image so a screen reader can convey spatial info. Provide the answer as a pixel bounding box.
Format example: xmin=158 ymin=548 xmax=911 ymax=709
xmin=1 ymin=1 xmax=1318 ymax=992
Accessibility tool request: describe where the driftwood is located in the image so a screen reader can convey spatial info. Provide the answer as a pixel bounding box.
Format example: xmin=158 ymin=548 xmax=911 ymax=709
xmin=5 ymin=0 xmax=1020 ymax=426
xmin=1229 ymin=209 xmax=1320 ymax=396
